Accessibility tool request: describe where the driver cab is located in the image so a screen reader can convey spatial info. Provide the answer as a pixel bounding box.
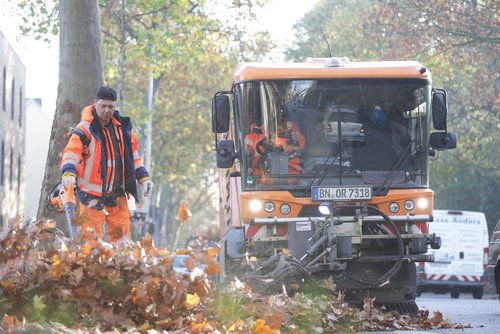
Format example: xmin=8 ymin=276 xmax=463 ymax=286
xmin=242 ymin=82 xmax=306 ymax=182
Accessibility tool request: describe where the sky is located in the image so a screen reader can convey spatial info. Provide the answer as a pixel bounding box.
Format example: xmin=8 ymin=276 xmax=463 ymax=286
xmin=0 ymin=0 xmax=318 ymax=119
xmin=255 ymin=0 xmax=318 ymax=42
xmin=0 ymin=0 xmax=58 ymax=120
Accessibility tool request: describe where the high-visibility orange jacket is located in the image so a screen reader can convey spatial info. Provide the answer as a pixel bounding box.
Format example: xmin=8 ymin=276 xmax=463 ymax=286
xmin=244 ymin=124 xmax=267 ymax=172
xmin=275 ymin=122 xmax=306 ymax=174
xmin=244 ymin=122 xmax=305 ymax=175
xmin=60 ymin=104 xmax=149 ymax=210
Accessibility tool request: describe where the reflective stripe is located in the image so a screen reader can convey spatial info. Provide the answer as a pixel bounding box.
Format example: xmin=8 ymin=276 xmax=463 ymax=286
xmin=77 ymin=122 xmax=91 ymax=143
xmin=61 ymin=159 xmax=78 ymax=169
xmin=78 ymin=178 xmax=103 ymax=193
xmin=83 ymin=139 xmax=97 ymax=183
xmin=61 ymin=153 xmax=79 ymax=166
xmin=78 ymin=121 xmax=90 ymax=132
xmin=133 ymin=149 xmax=143 ymax=169
xmin=79 ymin=119 xmax=95 ymax=186
xmin=102 ymin=126 xmax=115 ymax=192
xmin=62 ymin=152 xmax=80 ymax=162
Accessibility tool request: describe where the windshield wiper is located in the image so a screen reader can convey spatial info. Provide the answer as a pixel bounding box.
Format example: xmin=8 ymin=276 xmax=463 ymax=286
xmin=373 ymin=142 xmax=413 ymax=195
xmin=309 ymin=103 xmax=348 ymax=192
xmin=301 ymin=142 xmax=344 ymax=196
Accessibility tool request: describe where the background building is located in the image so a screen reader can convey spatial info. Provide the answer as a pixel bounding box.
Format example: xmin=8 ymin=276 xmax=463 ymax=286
xmin=25 ymin=98 xmax=51 ymax=219
xmin=0 ymin=30 xmax=26 ymax=228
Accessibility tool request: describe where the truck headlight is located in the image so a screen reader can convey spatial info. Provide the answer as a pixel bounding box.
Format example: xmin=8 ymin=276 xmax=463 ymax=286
xmin=280 ymin=203 xmax=291 ymax=215
xmin=249 ymin=200 xmax=262 ymax=212
xmin=264 ymin=201 xmax=275 ymax=213
xmin=404 ymin=200 xmax=415 ymax=210
xmin=417 ymin=198 xmax=429 ymax=209
xmin=389 ymin=202 xmax=400 ymax=213
xmin=319 ymin=204 xmax=331 ymax=215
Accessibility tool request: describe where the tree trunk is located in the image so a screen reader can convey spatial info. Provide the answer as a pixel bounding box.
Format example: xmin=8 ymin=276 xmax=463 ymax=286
xmin=37 ymin=0 xmax=103 ymax=231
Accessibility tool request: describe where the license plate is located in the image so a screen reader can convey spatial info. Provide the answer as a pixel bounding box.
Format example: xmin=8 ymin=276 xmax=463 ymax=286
xmin=311 ymin=186 xmax=372 ymax=201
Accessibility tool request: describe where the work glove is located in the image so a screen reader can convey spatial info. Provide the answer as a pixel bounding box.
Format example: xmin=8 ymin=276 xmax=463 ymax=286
xmin=141 ymin=179 xmax=154 ymax=197
xmin=62 ymin=172 xmax=76 ymax=190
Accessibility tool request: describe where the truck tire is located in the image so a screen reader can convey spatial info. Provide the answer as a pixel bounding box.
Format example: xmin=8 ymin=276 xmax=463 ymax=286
xmin=415 ymin=286 xmax=422 ymax=297
xmin=383 ymin=301 xmax=419 ymax=316
xmin=342 ymin=262 xmax=419 ymax=316
xmin=472 ymin=286 xmax=483 ymax=299
xmin=450 ymin=288 xmax=460 ymax=299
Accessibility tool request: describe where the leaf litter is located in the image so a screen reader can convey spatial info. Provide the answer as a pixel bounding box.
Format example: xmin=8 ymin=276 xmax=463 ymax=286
xmin=0 ymin=218 xmax=471 ymax=333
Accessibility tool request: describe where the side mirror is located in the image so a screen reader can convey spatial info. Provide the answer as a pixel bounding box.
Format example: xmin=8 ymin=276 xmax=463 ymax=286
xmin=432 ymin=89 xmax=447 ymax=131
xmin=212 ymin=93 xmax=231 ymax=133
xmin=216 ymin=140 xmax=236 ymax=168
xmin=430 ymin=132 xmax=457 ymax=151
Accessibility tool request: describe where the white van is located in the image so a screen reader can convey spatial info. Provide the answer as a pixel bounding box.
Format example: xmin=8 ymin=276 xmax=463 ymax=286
xmin=417 ymin=210 xmax=489 ymax=299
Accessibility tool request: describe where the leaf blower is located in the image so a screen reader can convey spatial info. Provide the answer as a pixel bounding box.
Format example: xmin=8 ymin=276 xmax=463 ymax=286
xmin=47 ymin=180 xmax=79 ymax=239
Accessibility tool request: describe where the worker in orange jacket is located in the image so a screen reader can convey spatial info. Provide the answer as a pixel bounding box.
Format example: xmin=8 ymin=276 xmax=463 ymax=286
xmin=274 ymin=120 xmax=306 ymax=174
xmin=60 ymin=86 xmax=153 ymax=241
xmin=245 ymin=113 xmax=306 ymax=178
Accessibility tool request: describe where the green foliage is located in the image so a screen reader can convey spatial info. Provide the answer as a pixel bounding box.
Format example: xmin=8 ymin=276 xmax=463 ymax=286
xmin=286 ymin=0 xmax=379 ymax=61
xmin=97 ymin=0 xmax=269 ymax=246
xmin=22 ymin=295 xmax=79 ymax=326
xmin=97 ymin=278 xmax=127 ymax=299
xmin=18 ymin=0 xmax=59 ymax=42
xmin=287 ymin=293 xmax=328 ymax=332
xmin=212 ymin=288 xmax=256 ymax=324
xmin=431 ymin=153 xmax=500 ymax=234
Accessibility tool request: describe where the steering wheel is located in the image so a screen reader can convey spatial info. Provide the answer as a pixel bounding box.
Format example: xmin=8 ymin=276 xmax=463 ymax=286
xmin=256 ymin=137 xmax=270 ymax=156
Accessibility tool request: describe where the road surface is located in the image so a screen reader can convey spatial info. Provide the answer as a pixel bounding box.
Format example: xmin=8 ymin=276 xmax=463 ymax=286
xmin=414 ymin=293 xmax=499 ymax=333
